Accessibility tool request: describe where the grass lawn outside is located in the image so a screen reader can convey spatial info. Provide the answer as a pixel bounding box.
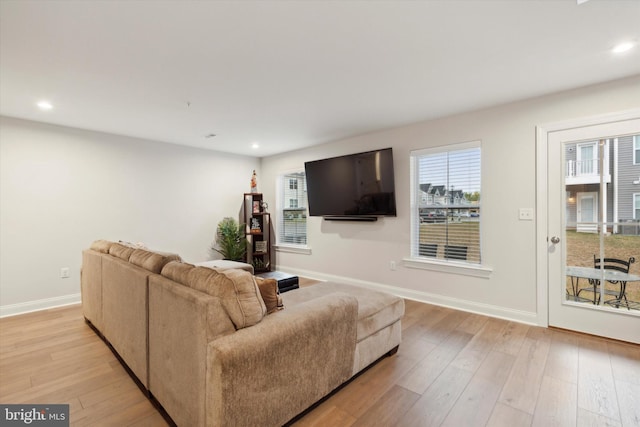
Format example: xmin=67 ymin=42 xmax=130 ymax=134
xmin=419 ymin=221 xmax=480 ymax=263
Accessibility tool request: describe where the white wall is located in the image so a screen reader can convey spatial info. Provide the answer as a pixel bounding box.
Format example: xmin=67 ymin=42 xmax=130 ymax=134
xmin=262 ymin=75 xmax=640 ymax=324
xmin=0 ymin=117 xmax=259 ymax=315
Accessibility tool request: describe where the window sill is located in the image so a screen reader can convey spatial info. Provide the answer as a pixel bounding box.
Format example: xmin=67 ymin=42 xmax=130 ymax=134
xmin=403 ymin=257 xmax=492 ymax=278
xmin=274 ymin=245 xmax=312 ymax=255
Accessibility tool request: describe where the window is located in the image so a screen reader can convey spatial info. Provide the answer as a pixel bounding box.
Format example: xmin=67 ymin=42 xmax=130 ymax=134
xmin=410 ymin=141 xmax=482 ymax=265
xmin=577 ymin=141 xmax=597 ymax=175
xmin=277 ymin=171 xmax=307 ymax=246
xmin=634 ymin=136 xmax=640 ymax=165
xmin=634 ymin=193 xmax=640 ymax=220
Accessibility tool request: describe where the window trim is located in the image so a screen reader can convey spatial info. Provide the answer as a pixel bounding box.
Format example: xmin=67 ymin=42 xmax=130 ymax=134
xmin=634 ymin=193 xmax=640 ymax=220
xmin=276 ymin=169 xmax=310 ymax=250
xmin=634 ymin=136 xmax=640 ymax=165
xmin=409 ymin=140 xmax=491 ymax=276
xmin=403 ymin=257 xmax=492 ymax=278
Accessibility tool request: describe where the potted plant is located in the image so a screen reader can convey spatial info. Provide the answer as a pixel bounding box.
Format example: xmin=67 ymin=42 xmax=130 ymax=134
xmin=213 ymin=217 xmax=247 ymax=261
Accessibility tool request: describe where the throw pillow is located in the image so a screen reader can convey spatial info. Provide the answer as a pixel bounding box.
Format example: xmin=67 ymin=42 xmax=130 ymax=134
xmin=255 ymin=277 xmax=283 ymax=314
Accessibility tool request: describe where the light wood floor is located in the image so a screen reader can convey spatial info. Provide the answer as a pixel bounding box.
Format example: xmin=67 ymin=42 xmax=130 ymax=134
xmin=1 ymin=295 xmax=639 ymax=426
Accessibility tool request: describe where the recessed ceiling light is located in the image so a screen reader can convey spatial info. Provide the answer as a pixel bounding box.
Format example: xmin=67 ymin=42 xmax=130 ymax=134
xmin=251 ymin=142 xmax=260 ymax=149
xmin=612 ymin=42 xmax=635 ymax=54
xmin=37 ymin=100 xmax=53 ymax=110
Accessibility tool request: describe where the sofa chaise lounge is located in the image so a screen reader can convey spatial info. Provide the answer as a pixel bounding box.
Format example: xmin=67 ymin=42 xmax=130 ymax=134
xmin=81 ymin=240 xmax=404 ymax=426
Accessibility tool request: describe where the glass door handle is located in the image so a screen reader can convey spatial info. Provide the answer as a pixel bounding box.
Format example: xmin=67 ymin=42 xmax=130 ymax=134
xmin=550 ymin=236 xmax=560 ymax=244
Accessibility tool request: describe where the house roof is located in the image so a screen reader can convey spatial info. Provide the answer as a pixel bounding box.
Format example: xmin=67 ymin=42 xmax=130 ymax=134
xmin=1 ymin=1 xmax=638 ymax=157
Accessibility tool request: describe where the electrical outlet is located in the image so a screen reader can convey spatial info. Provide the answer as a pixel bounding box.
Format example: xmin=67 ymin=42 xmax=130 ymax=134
xmin=390 ymin=261 xmax=397 ymax=271
xmin=60 ymin=267 xmax=70 ymax=279
xmin=519 ymin=208 xmax=534 ymax=221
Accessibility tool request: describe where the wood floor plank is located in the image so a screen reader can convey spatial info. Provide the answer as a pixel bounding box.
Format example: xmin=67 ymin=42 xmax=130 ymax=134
xmin=455 ymin=312 xmax=489 ymax=335
xmin=73 ymin=387 xmax=150 ymax=426
xmin=614 ymin=379 xmax=640 ymax=427
xmin=577 ymin=408 xmax=622 ymax=427
xmin=291 ymin=404 xmax=356 ymax=427
xmin=395 ymin=335 xmax=438 ymax=364
xmin=450 ymin=317 xmax=507 ymax=373
xmin=396 ymin=330 xmax=472 ymax=394
xmin=577 ymin=336 xmax=621 ymax=421
xmin=351 ymin=385 xmax=420 ymax=427
xmin=492 ymin=321 xmax=529 ymax=356
xmin=421 ymin=310 xmax=470 ymax=344
xmin=401 ymin=306 xmax=449 ymax=343
xmin=75 ymin=399 xmax=159 ymax=427
xmin=531 ymin=375 xmax=577 ymax=427
xmin=498 ymin=335 xmax=551 ymax=414
xmin=543 ymin=329 xmax=579 ymax=384
xmin=396 ymin=365 xmax=474 ymax=427
xmin=485 ymin=402 xmax=533 ymax=427
xmin=440 ymin=350 xmax=515 ymax=427
xmin=607 ymin=340 xmax=640 ymax=386
xmin=332 ymin=353 xmax=418 ymax=420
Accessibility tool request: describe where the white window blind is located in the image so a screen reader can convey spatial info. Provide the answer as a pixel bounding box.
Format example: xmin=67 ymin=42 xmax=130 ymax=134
xmin=411 ymin=141 xmax=481 ymax=264
xmin=277 ymin=171 xmax=307 ymax=245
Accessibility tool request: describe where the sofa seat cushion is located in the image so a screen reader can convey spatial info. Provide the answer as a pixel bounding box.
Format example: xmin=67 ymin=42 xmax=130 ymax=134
xmin=281 ymin=282 xmax=404 ymax=342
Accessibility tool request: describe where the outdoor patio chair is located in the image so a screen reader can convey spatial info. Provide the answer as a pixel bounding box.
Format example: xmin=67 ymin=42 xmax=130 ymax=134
xmin=576 ymin=255 xmax=636 ymax=307
xmin=444 ymin=245 xmax=467 ymax=261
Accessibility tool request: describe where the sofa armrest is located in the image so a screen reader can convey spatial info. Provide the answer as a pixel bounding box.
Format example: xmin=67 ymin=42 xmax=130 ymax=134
xmin=148 ymin=275 xmax=236 ymax=427
xmin=206 ymin=293 xmax=358 ymax=427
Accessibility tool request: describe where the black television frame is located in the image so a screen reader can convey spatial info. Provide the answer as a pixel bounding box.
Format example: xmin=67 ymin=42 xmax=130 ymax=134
xmin=304 ymin=148 xmax=397 ymax=221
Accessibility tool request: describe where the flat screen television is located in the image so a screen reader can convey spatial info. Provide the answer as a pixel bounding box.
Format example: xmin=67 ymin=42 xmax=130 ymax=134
xmin=304 ymin=148 xmax=397 ymax=219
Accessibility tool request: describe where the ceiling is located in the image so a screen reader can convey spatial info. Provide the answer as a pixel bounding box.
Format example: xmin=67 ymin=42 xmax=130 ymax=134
xmin=1 ymin=0 xmax=639 ymax=158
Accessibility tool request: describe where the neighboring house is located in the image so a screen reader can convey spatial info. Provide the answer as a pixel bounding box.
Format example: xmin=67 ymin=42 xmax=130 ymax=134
xmin=565 ymin=134 xmax=640 ymax=234
xmin=418 ymin=183 xmax=475 ymax=221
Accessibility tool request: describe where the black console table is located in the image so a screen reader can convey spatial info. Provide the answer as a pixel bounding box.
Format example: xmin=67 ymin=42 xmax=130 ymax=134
xmin=256 ymin=271 xmax=299 ymax=293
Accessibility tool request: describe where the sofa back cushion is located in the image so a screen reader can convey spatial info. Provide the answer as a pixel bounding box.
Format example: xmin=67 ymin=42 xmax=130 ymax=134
xmin=130 ymin=249 xmax=181 ymax=274
xmin=161 ymin=261 xmax=195 ymax=285
xmin=90 ymin=239 xmax=113 ymax=254
xmin=109 ymin=243 xmax=135 ymax=261
xmin=187 ymin=267 xmax=266 ymax=329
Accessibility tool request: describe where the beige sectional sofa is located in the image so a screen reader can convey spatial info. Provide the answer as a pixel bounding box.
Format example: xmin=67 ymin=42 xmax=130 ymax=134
xmin=81 ymin=240 xmax=404 ymax=427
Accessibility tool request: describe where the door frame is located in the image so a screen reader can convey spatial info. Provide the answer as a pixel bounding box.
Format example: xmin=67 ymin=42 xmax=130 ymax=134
xmin=535 ymin=108 xmax=640 ymax=328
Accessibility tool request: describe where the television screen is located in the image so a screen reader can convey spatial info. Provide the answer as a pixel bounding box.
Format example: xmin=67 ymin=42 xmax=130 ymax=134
xmin=304 ymin=148 xmax=397 ymax=218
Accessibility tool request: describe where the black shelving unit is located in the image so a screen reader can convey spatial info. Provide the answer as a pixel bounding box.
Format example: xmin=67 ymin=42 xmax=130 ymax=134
xmin=243 ymin=193 xmax=271 ymax=273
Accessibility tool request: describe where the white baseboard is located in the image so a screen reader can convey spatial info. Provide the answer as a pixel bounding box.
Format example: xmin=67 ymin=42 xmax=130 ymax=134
xmin=0 ymin=293 xmax=81 ymax=318
xmin=280 ymin=266 xmax=539 ymax=326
